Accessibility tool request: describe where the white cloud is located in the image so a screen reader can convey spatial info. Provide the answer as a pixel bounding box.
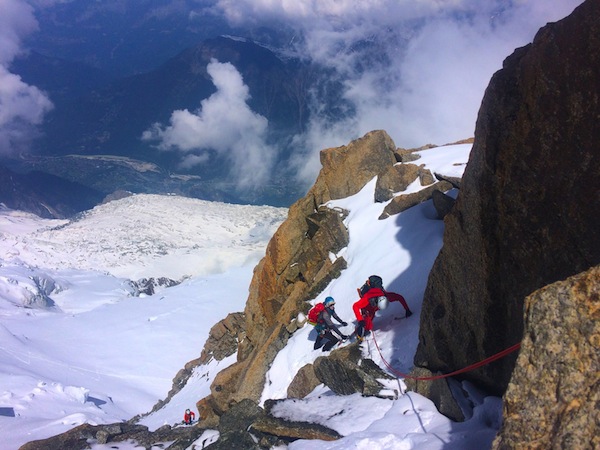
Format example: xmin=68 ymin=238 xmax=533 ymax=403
xmin=0 ymin=0 xmax=53 ymax=155
xmin=213 ymin=0 xmax=585 ymax=186
xmin=0 ymin=0 xmax=38 ymax=64
xmin=0 ymin=67 xmax=54 ymax=152
xmin=215 ymin=0 xmax=454 ymax=27
xmin=142 ymin=59 xmax=277 ymax=190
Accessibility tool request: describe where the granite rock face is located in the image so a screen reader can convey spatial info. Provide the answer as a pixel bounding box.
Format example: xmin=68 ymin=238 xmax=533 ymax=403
xmin=202 ymin=130 xmax=459 ymax=417
xmin=414 ymin=0 xmax=600 ymax=398
xmin=492 ymin=265 xmax=599 ymax=450
xmin=205 ymin=130 xmax=399 ymax=413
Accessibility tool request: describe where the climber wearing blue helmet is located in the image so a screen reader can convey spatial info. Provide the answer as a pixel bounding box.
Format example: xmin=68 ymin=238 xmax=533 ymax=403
xmin=310 ymin=296 xmax=349 ymax=351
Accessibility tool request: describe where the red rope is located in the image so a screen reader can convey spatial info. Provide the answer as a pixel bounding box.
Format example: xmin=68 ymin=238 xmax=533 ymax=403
xmin=371 ymin=331 xmax=521 ymax=381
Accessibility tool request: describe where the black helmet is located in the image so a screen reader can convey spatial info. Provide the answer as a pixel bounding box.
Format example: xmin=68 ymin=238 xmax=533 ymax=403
xmin=368 ymin=275 xmax=384 ymax=289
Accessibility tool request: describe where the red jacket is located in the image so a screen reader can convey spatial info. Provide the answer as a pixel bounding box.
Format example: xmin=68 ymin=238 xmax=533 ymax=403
xmin=352 ymin=288 xmax=409 ymax=321
xmin=184 ymin=410 xmax=195 ymax=423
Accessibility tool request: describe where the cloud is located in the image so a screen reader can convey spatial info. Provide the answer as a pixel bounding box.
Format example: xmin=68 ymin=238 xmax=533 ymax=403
xmin=213 ymin=0 xmax=585 ymax=186
xmin=0 ymin=67 xmax=53 ymax=152
xmin=0 ymin=0 xmax=53 ymax=155
xmin=142 ymin=59 xmax=277 ymax=190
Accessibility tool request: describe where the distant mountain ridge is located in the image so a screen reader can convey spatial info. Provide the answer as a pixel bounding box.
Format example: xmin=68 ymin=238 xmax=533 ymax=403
xmin=5 ymin=36 xmax=345 ymax=209
xmin=0 ymin=164 xmax=104 ymax=218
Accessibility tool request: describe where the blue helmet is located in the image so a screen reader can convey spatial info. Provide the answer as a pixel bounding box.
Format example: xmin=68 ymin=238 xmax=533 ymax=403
xmin=324 ymin=296 xmax=335 ymax=307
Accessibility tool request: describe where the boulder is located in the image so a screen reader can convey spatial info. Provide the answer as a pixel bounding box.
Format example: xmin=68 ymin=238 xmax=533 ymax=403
xmin=394 ymin=148 xmax=422 ymax=162
xmin=313 ymin=344 xmax=395 ymax=397
xmin=434 ymin=172 xmax=461 ymax=189
xmin=249 ymin=416 xmax=341 ymax=443
xmin=431 ymin=190 xmax=455 ymax=219
xmin=315 ymin=130 xmax=397 ymax=204
xmin=196 ymin=397 xmax=220 ymax=429
xmin=404 ymin=367 xmax=464 ymax=422
xmin=379 ymin=181 xmax=453 ymax=219
xmin=418 ymin=166 xmax=435 ymax=186
xmin=218 ymin=398 xmax=265 ymax=435
xmin=287 ymin=363 xmax=321 ymax=399
xmin=211 ymin=399 xmax=265 ymax=450
xmin=415 ymin=0 xmax=600 ymax=397
xmin=492 ymin=265 xmax=600 ymax=449
xmin=374 ymin=163 xmax=420 ymax=202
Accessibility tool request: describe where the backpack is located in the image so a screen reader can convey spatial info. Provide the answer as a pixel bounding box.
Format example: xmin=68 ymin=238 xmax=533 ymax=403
xmin=359 ymin=275 xmax=384 ymax=297
xmin=307 ymin=303 xmax=325 ymax=326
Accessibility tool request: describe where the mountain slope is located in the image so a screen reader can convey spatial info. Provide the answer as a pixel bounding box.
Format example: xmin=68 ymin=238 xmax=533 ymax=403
xmin=1 ymin=143 xmax=496 ymax=450
xmin=0 ymin=194 xmax=287 ymax=280
xmin=0 ymin=165 xmax=104 ymax=218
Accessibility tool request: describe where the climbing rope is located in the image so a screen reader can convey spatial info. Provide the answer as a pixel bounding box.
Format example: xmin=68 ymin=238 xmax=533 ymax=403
xmin=371 ymin=331 xmax=521 ymax=381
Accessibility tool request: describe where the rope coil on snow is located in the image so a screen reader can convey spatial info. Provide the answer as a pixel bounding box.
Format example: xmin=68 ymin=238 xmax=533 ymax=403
xmin=371 ymin=331 xmax=521 ymax=381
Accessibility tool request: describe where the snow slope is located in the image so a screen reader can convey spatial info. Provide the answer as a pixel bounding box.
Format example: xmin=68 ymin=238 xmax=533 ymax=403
xmin=0 ymin=143 xmax=504 ymax=450
xmin=0 ymin=195 xmax=287 ymax=280
xmin=0 ymin=196 xmax=286 ymax=449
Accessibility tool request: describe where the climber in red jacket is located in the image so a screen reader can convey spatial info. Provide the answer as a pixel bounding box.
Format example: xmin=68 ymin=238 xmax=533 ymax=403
xmin=352 ymin=275 xmax=412 ymax=340
xmin=183 ymin=408 xmax=196 ymax=425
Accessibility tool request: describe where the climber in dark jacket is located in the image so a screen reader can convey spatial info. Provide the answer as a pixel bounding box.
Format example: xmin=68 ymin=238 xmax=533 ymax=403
xmin=314 ymin=296 xmax=348 ymax=351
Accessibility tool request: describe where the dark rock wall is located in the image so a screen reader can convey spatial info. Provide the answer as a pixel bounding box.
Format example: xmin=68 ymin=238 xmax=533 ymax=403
xmin=415 ymin=0 xmax=600 ymax=395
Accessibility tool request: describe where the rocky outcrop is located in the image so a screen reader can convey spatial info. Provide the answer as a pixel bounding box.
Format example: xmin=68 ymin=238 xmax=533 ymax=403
xmin=206 ymin=397 xmax=343 ymax=449
xmin=119 ymin=130 xmax=464 ymax=442
xmin=492 ymin=265 xmax=600 ymax=450
xmin=434 ymin=173 xmax=461 ymax=189
xmin=313 ymin=344 xmax=396 ymax=398
xmin=258 ymin=398 xmax=344 ymax=444
xmin=19 ymin=397 xmax=342 ymax=450
xmin=131 ymin=277 xmax=180 ymax=295
xmin=200 ymin=130 xmax=456 ymax=419
xmin=374 ymin=163 xmax=420 ymax=202
xmin=203 ymin=131 xmax=396 ymax=413
xmin=141 ymin=312 xmax=245 ymax=422
xmin=200 ymin=312 xmax=246 ymax=362
xmin=379 ymin=180 xmax=453 ymax=219
xmin=415 ymin=0 xmax=600 ymax=403
xmin=18 ymin=422 xmax=204 ymax=450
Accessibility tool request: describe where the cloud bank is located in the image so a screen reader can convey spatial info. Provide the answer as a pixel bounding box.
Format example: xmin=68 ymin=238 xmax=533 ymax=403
xmin=1 ymin=0 xmax=584 ymax=192
xmin=0 ymin=0 xmax=53 ymax=155
xmin=213 ymin=0 xmax=584 ymax=185
xmin=142 ymin=59 xmax=277 ymax=190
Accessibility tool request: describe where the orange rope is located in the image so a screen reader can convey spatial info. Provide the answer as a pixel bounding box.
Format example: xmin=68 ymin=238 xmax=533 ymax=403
xmin=371 ymin=331 xmax=521 ymax=381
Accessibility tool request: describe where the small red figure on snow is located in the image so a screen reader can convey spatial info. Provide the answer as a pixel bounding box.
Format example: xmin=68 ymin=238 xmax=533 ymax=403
xmin=183 ymin=408 xmax=196 ymax=425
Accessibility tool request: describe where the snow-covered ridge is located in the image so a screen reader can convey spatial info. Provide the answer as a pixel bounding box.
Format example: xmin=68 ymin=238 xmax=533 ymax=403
xmin=0 ymin=194 xmax=287 ymax=280
xmin=0 ymin=142 xmax=503 ymax=450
